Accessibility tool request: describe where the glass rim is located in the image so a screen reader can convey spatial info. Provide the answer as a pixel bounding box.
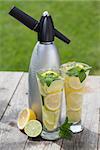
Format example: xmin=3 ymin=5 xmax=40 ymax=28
xmin=36 ymin=68 xmax=60 ymax=74
xmin=60 ymin=61 xmax=90 ymax=68
xmin=36 ymin=68 xmax=64 ymax=81
xmin=59 ymin=62 xmax=91 ymax=78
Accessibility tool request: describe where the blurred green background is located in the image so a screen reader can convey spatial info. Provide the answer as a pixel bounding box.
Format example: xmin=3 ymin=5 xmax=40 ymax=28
xmin=0 ymin=1 xmax=100 ymax=74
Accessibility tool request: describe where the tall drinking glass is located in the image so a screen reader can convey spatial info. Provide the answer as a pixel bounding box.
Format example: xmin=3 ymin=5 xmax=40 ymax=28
xmin=60 ymin=62 xmax=91 ymax=133
xmin=36 ymin=69 xmax=64 ymax=140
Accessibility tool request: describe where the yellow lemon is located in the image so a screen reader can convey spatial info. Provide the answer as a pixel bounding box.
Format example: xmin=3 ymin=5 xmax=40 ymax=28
xmin=37 ymin=78 xmax=46 ymax=96
xmin=46 ymin=80 xmax=63 ymax=94
xmin=42 ymin=106 xmax=60 ymax=131
xmin=68 ymin=77 xmax=85 ymax=89
xmin=17 ymin=108 xmax=36 ymax=130
xmin=67 ymin=110 xmax=81 ymax=123
xmin=67 ymin=93 xmax=83 ymax=111
xmin=42 ymin=106 xmax=59 ymax=123
xmin=44 ymin=92 xmax=61 ymax=111
xmin=43 ymin=120 xmax=57 ymax=131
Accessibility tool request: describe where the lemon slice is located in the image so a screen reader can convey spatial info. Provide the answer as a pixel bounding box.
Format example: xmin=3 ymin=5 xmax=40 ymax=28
xmin=76 ymin=63 xmax=84 ymax=69
xmin=68 ymin=77 xmax=85 ymax=89
xmin=44 ymin=92 xmax=61 ymax=111
xmin=43 ymin=120 xmax=57 ymax=131
xmin=67 ymin=110 xmax=81 ymax=123
xmin=67 ymin=93 xmax=83 ymax=111
xmin=42 ymin=70 xmax=58 ymax=77
xmin=24 ymin=120 xmax=42 ymax=137
xmin=46 ymin=80 xmax=63 ymax=94
xmin=37 ymin=78 xmax=46 ymax=96
xmin=42 ymin=106 xmax=60 ymax=131
xmin=42 ymin=106 xmax=59 ymax=123
xmin=17 ymin=108 xmax=36 ymax=130
xmin=43 ymin=83 xmax=48 ymax=94
xmin=42 ymin=106 xmax=55 ymax=123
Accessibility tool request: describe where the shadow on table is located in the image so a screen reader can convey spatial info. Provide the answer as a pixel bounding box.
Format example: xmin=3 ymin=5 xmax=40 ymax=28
xmin=27 ymin=127 xmax=99 ymax=150
xmin=3 ymin=121 xmax=99 ymax=149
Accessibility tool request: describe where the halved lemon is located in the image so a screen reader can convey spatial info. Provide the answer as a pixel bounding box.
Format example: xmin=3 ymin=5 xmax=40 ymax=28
xmin=67 ymin=93 xmax=83 ymax=111
xmin=44 ymin=92 xmax=61 ymax=111
xmin=24 ymin=120 xmax=42 ymax=137
xmin=68 ymin=77 xmax=85 ymax=89
xmin=46 ymin=80 xmax=63 ymax=93
xmin=17 ymin=108 xmax=36 ymax=130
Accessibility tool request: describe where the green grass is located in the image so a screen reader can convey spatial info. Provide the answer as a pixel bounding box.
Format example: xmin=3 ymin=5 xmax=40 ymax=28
xmin=0 ymin=1 xmax=100 ymax=74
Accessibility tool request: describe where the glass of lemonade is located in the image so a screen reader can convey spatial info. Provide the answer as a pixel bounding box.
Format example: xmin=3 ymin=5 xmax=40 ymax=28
xmin=60 ymin=62 xmax=91 ymax=133
xmin=36 ymin=69 xmax=64 ymax=140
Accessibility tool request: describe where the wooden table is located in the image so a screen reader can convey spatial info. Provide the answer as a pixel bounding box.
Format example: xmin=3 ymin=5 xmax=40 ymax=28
xmin=0 ymin=72 xmax=100 ymax=150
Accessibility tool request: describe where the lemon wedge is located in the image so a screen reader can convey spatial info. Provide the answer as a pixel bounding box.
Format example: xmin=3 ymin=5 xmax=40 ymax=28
xmin=44 ymin=92 xmax=61 ymax=111
xmin=17 ymin=108 xmax=36 ymax=130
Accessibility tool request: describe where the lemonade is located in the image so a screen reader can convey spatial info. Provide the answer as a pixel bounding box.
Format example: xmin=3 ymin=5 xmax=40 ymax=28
xmin=37 ymin=70 xmax=64 ymax=140
xmin=60 ymin=62 xmax=91 ymax=124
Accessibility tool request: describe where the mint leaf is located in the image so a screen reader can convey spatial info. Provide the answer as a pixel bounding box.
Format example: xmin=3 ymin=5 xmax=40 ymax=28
xmin=79 ymin=70 xmax=86 ymax=82
xmin=37 ymin=72 xmax=60 ymax=87
xmin=59 ymin=117 xmax=73 ymax=139
xmin=45 ymin=77 xmax=53 ymax=87
xmin=66 ymin=67 xmax=82 ymax=77
xmin=66 ymin=67 xmax=88 ymax=83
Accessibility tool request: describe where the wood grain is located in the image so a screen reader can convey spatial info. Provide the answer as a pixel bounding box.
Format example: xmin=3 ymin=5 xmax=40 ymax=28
xmin=0 ymin=73 xmax=28 ymax=150
xmin=0 ymin=72 xmax=23 ymax=120
xmin=24 ymin=139 xmax=62 ymax=150
xmin=0 ymin=122 xmax=27 ymax=150
xmin=97 ymin=108 xmax=100 ymax=150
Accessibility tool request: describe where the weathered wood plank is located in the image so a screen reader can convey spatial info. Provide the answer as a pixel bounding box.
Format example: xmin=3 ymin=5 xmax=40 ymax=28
xmin=85 ymin=76 xmax=100 ymax=93
xmin=24 ymin=139 xmax=62 ymax=150
xmin=0 ymin=72 xmax=23 ymax=120
xmin=24 ymin=140 xmax=50 ymax=150
xmin=0 ymin=122 xmax=27 ymax=150
xmin=0 ymin=73 xmax=28 ymax=150
xmin=42 ymin=140 xmax=62 ymax=150
xmin=97 ymin=108 xmax=100 ymax=150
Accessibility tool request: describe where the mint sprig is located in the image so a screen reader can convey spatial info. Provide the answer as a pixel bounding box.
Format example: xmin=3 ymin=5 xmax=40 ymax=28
xmin=37 ymin=72 xmax=59 ymax=87
xmin=66 ymin=66 xmax=91 ymax=83
xmin=59 ymin=117 xmax=73 ymax=140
